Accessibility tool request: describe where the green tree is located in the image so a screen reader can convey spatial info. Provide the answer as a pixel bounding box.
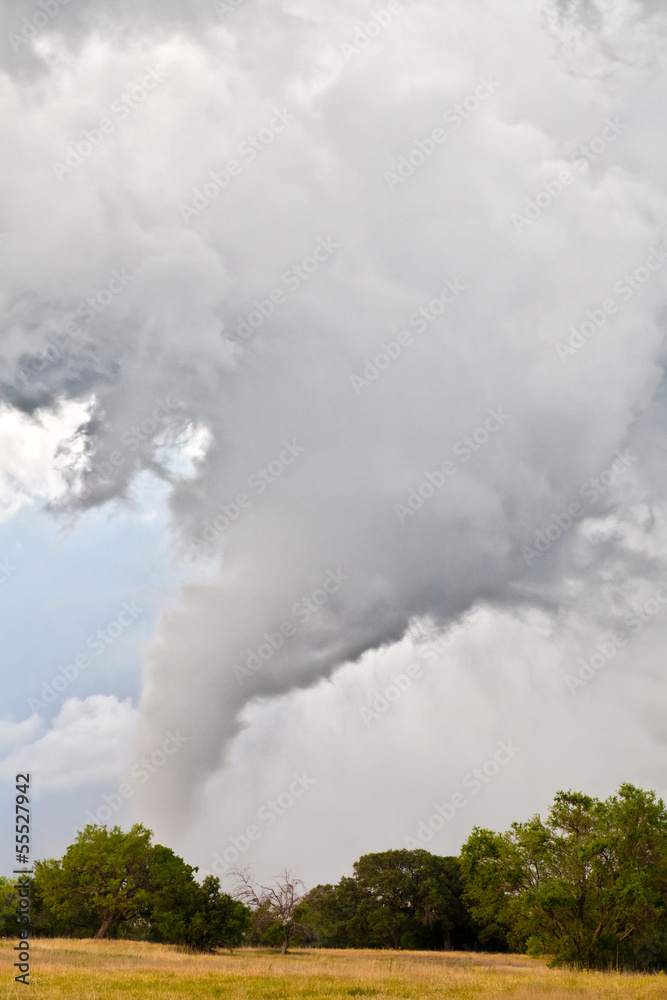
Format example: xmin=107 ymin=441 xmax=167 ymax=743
xmin=0 ymin=877 xmax=21 ymax=937
xmin=300 ymin=850 xmax=474 ymax=950
xmin=172 ymin=875 xmax=251 ymax=952
xmin=35 ymin=824 xmax=155 ymax=939
xmin=460 ymin=784 xmax=667 ymax=969
xmin=34 ymin=826 xmax=251 ymax=950
xmin=142 ymin=843 xmax=201 ymax=944
xmin=350 ymin=850 xmax=470 ymax=950
xmin=455 ymin=827 xmax=517 ymax=951
xmin=298 ymin=877 xmax=363 ymax=947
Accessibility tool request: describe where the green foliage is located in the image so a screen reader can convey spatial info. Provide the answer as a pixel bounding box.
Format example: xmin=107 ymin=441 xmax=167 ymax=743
xmin=352 ymin=849 xmax=470 ymax=949
xmin=34 ymin=824 xmax=155 ymax=940
xmin=0 ymin=877 xmax=22 ymax=937
xmin=299 ymin=850 xmax=475 ymax=950
xmin=142 ymin=843 xmax=201 ymax=945
xmin=176 ymin=875 xmax=251 ymax=952
xmin=298 ymin=877 xmax=363 ymax=948
xmin=460 ymin=784 xmax=667 ymax=970
xmin=525 ymin=934 xmax=549 ymax=957
xmin=29 ymin=824 xmax=251 ymax=951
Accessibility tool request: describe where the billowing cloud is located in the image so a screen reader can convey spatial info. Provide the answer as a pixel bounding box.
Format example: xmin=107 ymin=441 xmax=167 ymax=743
xmin=0 ymin=400 xmax=89 ymax=521
xmin=2 ymin=0 xmax=667 ymax=868
xmin=0 ymin=696 xmax=138 ymax=792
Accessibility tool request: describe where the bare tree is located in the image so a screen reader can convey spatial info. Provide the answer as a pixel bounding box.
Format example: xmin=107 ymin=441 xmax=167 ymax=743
xmin=234 ymin=867 xmax=306 ymax=954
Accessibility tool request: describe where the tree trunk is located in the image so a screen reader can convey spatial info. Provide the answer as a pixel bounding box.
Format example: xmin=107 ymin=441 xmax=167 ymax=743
xmin=280 ymin=933 xmax=288 ymax=954
xmin=443 ymin=929 xmax=452 ymax=951
xmin=94 ymin=914 xmax=115 ymax=939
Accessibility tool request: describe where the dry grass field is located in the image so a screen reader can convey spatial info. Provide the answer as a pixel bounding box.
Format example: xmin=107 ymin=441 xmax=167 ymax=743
xmin=3 ymin=939 xmax=667 ymax=999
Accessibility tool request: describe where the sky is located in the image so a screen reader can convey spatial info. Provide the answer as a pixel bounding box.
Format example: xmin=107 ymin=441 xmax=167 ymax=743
xmin=2 ymin=0 xmax=667 ymax=892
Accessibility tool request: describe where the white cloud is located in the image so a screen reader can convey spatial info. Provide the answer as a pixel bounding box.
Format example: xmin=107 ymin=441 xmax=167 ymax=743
xmin=0 ymin=714 xmax=43 ymax=755
xmin=0 ymin=696 xmax=138 ymax=793
xmin=0 ymin=400 xmax=90 ymax=522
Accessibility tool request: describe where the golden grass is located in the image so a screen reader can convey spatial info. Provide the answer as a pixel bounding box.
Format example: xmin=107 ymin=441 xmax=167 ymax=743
xmin=3 ymin=939 xmax=666 ymax=999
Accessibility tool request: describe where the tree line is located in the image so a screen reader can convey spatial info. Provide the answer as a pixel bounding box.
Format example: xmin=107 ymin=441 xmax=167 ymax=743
xmin=2 ymin=783 xmax=667 ymax=970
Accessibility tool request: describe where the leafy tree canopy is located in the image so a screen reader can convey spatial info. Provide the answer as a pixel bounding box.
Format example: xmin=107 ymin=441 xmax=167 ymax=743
xmin=32 ymin=824 xmax=250 ymax=951
xmin=35 ymin=824 xmax=155 ymax=940
xmin=301 ymin=849 xmax=474 ymax=950
xmin=460 ymin=784 xmax=667 ymax=970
